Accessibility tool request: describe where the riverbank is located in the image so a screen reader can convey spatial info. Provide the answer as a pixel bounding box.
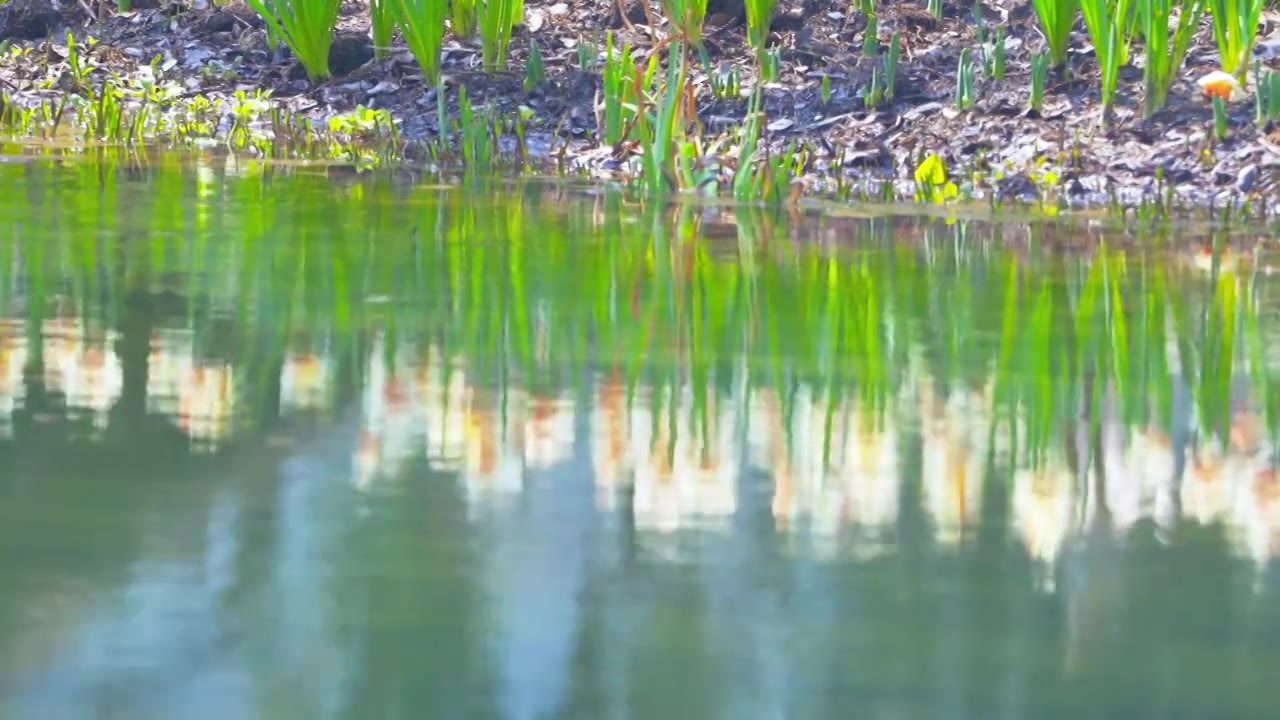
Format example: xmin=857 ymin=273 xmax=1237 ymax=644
xmin=2 ymin=0 xmax=1280 ymax=213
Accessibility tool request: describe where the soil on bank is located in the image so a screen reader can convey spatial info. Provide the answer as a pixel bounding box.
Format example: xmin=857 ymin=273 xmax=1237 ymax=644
xmin=3 ymin=0 xmax=1280 ymax=209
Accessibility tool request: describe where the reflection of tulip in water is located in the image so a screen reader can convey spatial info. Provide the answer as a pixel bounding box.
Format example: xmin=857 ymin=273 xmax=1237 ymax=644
xmin=146 ymin=329 xmax=190 ymax=417
xmin=177 ymin=363 xmax=236 ymax=448
xmin=1235 ymin=466 xmax=1280 ymax=574
xmin=840 ymin=404 xmax=901 ymax=554
xmin=630 ymin=385 xmax=740 ymax=534
xmin=1012 ymin=462 xmax=1077 ymax=593
xmin=353 ymin=337 xmax=422 ymax=488
xmin=524 ymin=393 xmax=575 ymax=470
xmin=461 ymin=389 xmax=525 ymax=507
xmin=42 ymin=319 xmax=122 ymax=431
xmin=0 ymin=324 xmax=25 ymax=436
xmin=751 ymin=387 xmax=900 ymax=556
xmin=145 ymin=327 xmax=237 ymax=447
xmin=590 ymin=377 xmax=631 ymax=511
xmin=1183 ymin=440 xmax=1247 ymax=527
xmin=920 ymin=385 xmax=988 ymax=547
xmin=1091 ymin=423 xmax=1177 ymax=535
xmin=1186 ymin=411 xmax=1280 ymax=573
xmin=279 ymin=351 xmax=332 ymax=415
xmin=419 ymin=346 xmax=467 ymax=471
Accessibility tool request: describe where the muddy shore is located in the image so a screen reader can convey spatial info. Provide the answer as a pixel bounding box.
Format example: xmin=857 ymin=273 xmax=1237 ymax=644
xmin=3 ymin=0 xmax=1280 ymax=211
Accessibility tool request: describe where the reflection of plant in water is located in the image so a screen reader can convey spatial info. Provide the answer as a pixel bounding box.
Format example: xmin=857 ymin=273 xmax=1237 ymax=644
xmin=11 ymin=158 xmax=1280 ymax=576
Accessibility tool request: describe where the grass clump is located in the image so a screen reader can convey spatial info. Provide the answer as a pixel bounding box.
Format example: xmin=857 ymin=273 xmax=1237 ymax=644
xmin=661 ymin=0 xmax=710 ymax=46
xmin=243 ymin=0 xmax=343 ymax=82
xmin=394 ymin=0 xmax=447 ymax=85
xmin=371 ymin=0 xmax=396 ymax=60
xmin=1029 ymin=0 xmax=1077 ymax=75
xmin=1207 ymin=0 xmax=1265 ymax=80
xmin=1140 ymin=0 xmax=1203 ymax=117
xmin=1079 ymin=0 xmax=1131 ymax=118
xmin=479 ymin=0 xmax=521 ymax=70
xmin=451 ymin=0 xmax=477 ymax=39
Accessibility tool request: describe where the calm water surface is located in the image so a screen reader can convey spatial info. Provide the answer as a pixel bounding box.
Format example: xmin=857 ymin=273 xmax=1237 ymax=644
xmin=1 ymin=154 xmax=1279 ymax=718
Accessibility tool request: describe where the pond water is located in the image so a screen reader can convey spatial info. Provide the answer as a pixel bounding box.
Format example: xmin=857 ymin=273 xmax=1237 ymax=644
xmin=1 ymin=153 xmax=1280 ymax=718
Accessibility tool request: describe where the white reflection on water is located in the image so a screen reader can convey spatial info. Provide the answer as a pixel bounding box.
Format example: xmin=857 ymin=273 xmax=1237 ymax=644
xmin=629 ymin=382 xmax=740 ymax=538
xmin=0 ymin=319 xmax=25 ymax=436
xmin=147 ymin=328 xmax=237 ymax=450
xmin=279 ymin=349 xmax=332 ymax=416
xmin=343 ymin=342 xmax=1280 ymax=584
xmin=43 ymin=318 xmax=121 ymax=432
xmin=750 ymin=385 xmax=900 ymax=558
xmin=920 ymin=382 xmax=989 ymax=548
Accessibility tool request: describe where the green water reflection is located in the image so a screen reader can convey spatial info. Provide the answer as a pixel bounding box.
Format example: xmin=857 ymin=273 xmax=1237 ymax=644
xmin=1 ymin=154 xmax=1280 ymax=718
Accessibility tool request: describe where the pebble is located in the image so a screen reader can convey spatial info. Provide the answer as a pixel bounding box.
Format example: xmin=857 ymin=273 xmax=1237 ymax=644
xmin=1237 ymin=164 xmax=1259 ymax=193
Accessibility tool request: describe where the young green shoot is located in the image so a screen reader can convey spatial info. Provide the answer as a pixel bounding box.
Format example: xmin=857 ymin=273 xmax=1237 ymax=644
xmin=712 ymin=64 xmax=740 ymax=99
xmin=1213 ymin=95 xmax=1229 ymax=140
xmin=884 ymin=32 xmax=900 ymax=100
xmin=928 ymin=0 xmax=943 ymax=18
xmin=993 ymin=26 xmax=1006 ymax=81
xmin=863 ymin=15 xmax=879 ymax=56
xmin=1030 ymin=51 xmax=1049 ymax=113
xmin=821 ymin=74 xmax=832 ymax=105
xmin=578 ymin=35 xmax=599 ymax=72
xmin=865 ymin=66 xmax=883 ymax=108
xmin=955 ymin=48 xmax=975 ymax=110
xmin=763 ymin=47 xmax=782 ymax=82
xmin=243 ymin=0 xmax=343 ymax=81
xmin=525 ymin=39 xmax=545 ymax=90
xmin=458 ymin=85 xmax=493 ymax=168
xmin=601 ymin=33 xmax=641 ymax=144
xmin=1256 ymin=62 xmax=1280 ymax=126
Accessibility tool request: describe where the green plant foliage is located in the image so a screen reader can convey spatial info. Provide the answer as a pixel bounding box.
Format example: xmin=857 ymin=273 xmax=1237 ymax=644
xmin=393 ymin=0 xmax=447 ymax=85
xmin=1029 ymin=0 xmax=1077 ymax=73
xmin=451 ymin=0 xmax=477 ymax=38
xmin=660 ymin=0 xmax=710 ymax=46
xmin=1030 ymin=51 xmax=1049 ymax=113
xmin=744 ymin=0 xmax=778 ymax=62
xmin=243 ymin=0 xmax=343 ymax=82
xmin=371 ymin=0 xmax=396 ymax=60
xmin=1080 ymin=0 xmax=1131 ymax=116
xmin=479 ymin=0 xmax=521 ymax=70
xmin=525 ymin=38 xmax=545 ymax=90
xmin=1140 ymin=0 xmax=1204 ymax=118
xmin=1207 ymin=0 xmax=1266 ymax=80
